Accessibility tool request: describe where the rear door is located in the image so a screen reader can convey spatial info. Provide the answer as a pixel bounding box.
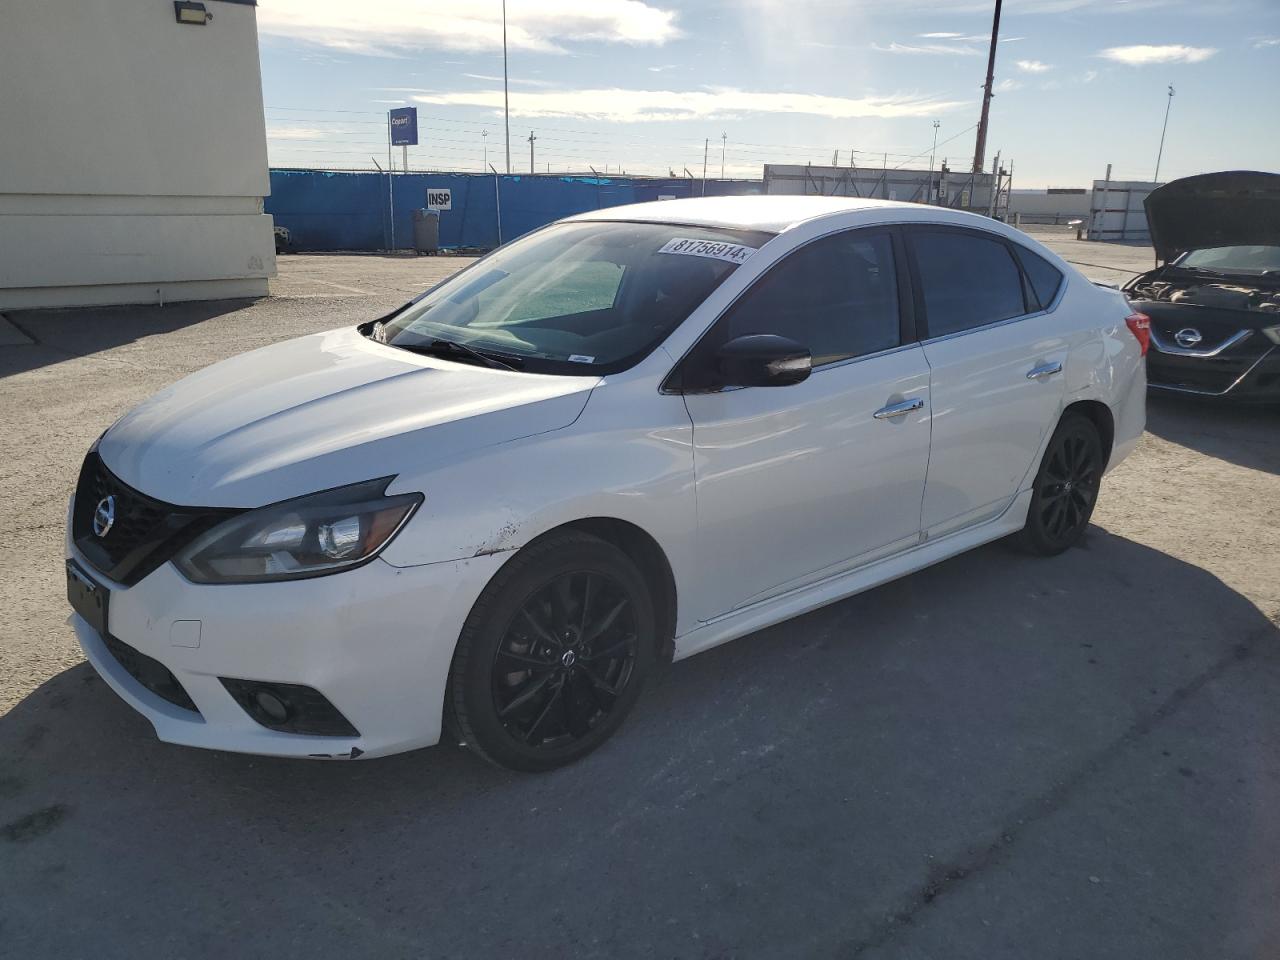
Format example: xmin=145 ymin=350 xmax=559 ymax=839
xmin=678 ymin=227 xmax=932 ymax=621
xmin=906 ymin=226 xmax=1069 ymax=538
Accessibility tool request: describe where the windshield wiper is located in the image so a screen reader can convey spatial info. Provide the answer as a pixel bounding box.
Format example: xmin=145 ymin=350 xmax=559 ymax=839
xmin=403 ymin=338 xmax=522 ymax=371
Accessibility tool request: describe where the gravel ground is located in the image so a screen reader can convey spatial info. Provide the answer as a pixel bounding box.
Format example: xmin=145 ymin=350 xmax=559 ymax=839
xmin=1 ymin=242 xmax=1277 ymax=959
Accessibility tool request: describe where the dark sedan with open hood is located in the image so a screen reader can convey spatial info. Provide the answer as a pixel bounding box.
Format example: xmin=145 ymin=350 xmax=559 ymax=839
xmin=1123 ymin=171 xmax=1280 ymax=401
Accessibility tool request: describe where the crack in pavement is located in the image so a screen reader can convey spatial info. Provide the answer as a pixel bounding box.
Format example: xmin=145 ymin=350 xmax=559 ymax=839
xmin=847 ymin=626 xmax=1276 ymax=958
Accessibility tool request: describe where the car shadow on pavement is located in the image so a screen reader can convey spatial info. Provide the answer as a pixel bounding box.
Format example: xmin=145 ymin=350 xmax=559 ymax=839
xmin=0 ymin=300 xmax=261 ymax=380
xmin=1 ymin=529 xmax=1278 ymax=959
xmin=1145 ymin=391 xmax=1280 ymax=476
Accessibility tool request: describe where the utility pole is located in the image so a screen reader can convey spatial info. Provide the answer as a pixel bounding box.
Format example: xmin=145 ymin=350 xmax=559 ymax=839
xmin=701 ymin=138 xmax=709 ymax=196
xmin=482 ymin=129 xmax=488 ymax=172
xmin=386 ymin=112 xmax=395 ymax=250
xmin=502 ymin=0 xmax=511 ymax=174
xmin=720 ymin=132 xmax=727 ymax=179
xmin=527 ymin=130 xmax=536 ymax=174
xmin=972 ymin=0 xmax=1003 ymax=173
xmin=929 ymin=120 xmax=940 ymax=203
xmin=987 ymin=151 xmax=1001 ymax=217
xmin=489 ymin=163 xmax=503 ymax=245
xmin=1153 ymin=84 xmax=1175 ymax=183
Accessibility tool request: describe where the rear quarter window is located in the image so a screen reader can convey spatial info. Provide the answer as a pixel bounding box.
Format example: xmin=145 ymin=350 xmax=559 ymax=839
xmin=1013 ymin=245 xmax=1065 ymax=310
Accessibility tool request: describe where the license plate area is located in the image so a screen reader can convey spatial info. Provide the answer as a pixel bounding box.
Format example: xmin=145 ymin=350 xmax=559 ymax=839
xmin=67 ymin=559 xmax=109 ymax=636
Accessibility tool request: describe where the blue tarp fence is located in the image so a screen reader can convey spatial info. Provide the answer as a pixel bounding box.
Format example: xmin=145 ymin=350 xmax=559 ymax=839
xmin=266 ymin=169 xmax=764 ymax=252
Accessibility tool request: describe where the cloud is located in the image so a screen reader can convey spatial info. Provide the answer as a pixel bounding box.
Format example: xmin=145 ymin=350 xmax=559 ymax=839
xmin=256 ymin=0 xmax=680 ymax=56
xmin=995 ymin=78 xmax=1022 ymax=92
xmin=411 ymin=86 xmax=969 ymax=122
xmin=462 ymin=73 xmax=555 ymax=87
xmin=1016 ymin=59 xmax=1052 ymax=72
xmin=1098 ymin=44 xmax=1217 ymax=64
xmin=1253 ymin=36 xmax=1280 ymax=48
xmin=873 ymin=41 xmax=982 ymax=56
xmin=917 ymin=32 xmax=984 ymax=41
xmin=265 ymin=125 xmax=331 ymax=140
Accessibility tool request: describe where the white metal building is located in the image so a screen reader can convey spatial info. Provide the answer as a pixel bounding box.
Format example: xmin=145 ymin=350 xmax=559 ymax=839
xmin=0 ymin=0 xmax=274 ymax=310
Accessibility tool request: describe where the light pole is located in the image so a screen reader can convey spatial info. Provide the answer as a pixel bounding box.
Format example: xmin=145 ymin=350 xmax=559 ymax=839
xmin=720 ymin=132 xmax=727 ymax=179
xmin=482 ymin=129 xmax=488 ymax=172
xmin=1153 ymin=84 xmax=1175 ymax=184
xmin=928 ymin=120 xmax=940 ymax=203
xmin=502 ymin=0 xmax=511 ymax=174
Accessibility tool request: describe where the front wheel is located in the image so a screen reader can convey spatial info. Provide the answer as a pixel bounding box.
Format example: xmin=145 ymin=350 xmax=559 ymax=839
xmin=1017 ymin=412 xmax=1104 ymax=555
xmin=447 ymin=531 xmax=656 ymax=771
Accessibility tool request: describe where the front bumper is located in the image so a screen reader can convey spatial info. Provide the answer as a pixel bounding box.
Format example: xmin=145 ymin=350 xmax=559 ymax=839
xmin=69 ymin=543 xmax=510 ymax=759
xmin=1147 ymin=340 xmax=1280 ymax=400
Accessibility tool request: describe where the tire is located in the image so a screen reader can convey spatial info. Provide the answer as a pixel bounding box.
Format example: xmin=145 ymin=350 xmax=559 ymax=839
xmin=1016 ymin=412 xmax=1104 ymax=556
xmin=446 ymin=531 xmax=656 ymax=771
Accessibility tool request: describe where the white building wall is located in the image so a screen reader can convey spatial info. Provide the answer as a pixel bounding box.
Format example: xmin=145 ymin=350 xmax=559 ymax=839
xmin=1087 ymin=181 xmax=1157 ymax=242
xmin=1007 ymin=190 xmax=1091 ymax=222
xmin=0 ymin=0 xmax=274 ymax=309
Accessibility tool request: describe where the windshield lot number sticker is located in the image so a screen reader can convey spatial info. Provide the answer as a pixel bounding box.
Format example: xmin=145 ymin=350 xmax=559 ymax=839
xmin=658 ymin=237 xmax=757 ymax=265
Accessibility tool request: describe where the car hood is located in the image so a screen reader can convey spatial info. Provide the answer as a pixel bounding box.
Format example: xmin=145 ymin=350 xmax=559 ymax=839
xmin=99 ymin=326 xmax=598 ymax=507
xmin=1145 ymin=171 xmax=1280 ymax=264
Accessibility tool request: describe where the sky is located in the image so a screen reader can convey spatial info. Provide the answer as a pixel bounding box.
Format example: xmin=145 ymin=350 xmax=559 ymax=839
xmin=256 ymin=0 xmax=1280 ymax=188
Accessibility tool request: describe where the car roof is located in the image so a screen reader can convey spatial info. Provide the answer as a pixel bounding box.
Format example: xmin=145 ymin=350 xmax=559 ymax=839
xmin=563 ymin=195 xmax=980 ymax=234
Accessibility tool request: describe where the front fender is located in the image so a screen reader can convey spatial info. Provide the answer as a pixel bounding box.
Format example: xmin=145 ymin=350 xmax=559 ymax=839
xmin=378 ymin=374 xmax=699 ymax=633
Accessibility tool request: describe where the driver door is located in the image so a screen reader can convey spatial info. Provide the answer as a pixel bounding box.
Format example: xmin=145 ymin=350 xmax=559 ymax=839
xmin=676 ymin=228 xmax=932 ymax=622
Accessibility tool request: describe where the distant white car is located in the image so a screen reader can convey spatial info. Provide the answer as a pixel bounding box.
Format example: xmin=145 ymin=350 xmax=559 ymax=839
xmin=66 ymin=197 xmax=1146 ymax=770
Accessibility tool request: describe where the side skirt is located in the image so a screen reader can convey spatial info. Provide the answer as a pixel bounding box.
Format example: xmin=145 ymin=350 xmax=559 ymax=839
xmin=672 ymin=488 xmax=1033 ymax=662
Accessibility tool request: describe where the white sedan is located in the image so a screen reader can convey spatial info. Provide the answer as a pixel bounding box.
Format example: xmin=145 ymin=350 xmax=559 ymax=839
xmin=65 ymin=197 xmax=1147 ymax=770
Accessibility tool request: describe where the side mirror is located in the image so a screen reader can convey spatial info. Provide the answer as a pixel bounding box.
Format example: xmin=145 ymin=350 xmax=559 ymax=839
xmin=716 ymin=334 xmax=812 ymax=388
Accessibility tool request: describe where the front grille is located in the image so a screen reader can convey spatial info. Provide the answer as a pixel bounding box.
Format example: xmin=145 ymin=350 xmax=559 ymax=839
xmin=72 ymin=451 xmax=239 ymax=586
xmin=102 ymin=634 xmax=200 ymax=713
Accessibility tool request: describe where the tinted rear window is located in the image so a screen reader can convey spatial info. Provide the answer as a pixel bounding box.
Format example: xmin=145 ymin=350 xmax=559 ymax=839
xmin=912 ymin=231 xmax=1026 ymax=338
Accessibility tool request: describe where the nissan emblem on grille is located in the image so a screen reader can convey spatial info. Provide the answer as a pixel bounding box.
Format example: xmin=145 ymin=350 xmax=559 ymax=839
xmin=93 ymin=495 xmax=116 ymax=537
xmin=1174 ymin=328 xmax=1203 ymax=349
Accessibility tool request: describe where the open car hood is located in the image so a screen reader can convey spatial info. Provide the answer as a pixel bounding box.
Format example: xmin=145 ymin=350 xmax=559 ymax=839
xmin=1145 ymin=171 xmax=1280 ymax=264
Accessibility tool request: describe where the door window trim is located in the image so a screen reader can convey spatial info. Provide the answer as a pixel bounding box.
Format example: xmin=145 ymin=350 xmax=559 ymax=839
xmin=902 ymin=223 xmax=1066 ymax=345
xmin=662 ymin=224 xmax=916 ymax=394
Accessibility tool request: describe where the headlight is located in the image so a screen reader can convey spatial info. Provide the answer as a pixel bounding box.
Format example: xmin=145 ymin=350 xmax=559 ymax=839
xmin=174 ymin=478 xmax=422 ymax=584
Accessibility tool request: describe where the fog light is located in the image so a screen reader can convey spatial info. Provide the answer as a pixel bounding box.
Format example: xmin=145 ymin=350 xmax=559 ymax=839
xmin=174 ymin=2 xmax=211 ymax=25
xmin=253 ymin=689 xmax=290 ymax=725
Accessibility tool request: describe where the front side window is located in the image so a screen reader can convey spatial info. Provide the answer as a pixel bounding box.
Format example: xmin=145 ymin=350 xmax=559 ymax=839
xmin=715 ymin=230 xmax=901 ymax=366
xmin=376 ymin=221 xmax=773 ymax=375
xmin=912 ymin=230 xmax=1027 ymax=338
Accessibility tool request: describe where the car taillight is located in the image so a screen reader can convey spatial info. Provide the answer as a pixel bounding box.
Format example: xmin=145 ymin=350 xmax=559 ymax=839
xmin=1125 ymin=312 xmax=1151 ymax=357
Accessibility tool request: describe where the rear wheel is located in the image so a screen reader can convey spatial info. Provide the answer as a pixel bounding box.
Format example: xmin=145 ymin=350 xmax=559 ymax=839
xmin=1017 ymin=412 xmax=1104 ymax=555
xmin=447 ymin=531 xmax=655 ymax=771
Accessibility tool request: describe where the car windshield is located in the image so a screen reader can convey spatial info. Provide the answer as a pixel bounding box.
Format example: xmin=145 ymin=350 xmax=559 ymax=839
xmin=376 ymin=220 xmax=774 ymax=375
xmin=1177 ymin=245 xmax=1280 ymax=276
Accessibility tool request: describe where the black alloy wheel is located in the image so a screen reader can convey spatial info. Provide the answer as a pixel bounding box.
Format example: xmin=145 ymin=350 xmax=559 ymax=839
xmin=1018 ymin=412 xmax=1104 ymax=555
xmin=493 ymin=571 xmax=637 ymax=747
xmin=448 ymin=531 xmax=655 ymax=771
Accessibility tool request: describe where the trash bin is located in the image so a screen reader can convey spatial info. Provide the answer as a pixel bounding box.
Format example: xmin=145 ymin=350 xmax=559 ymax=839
xmin=412 ymin=209 xmax=440 ymax=255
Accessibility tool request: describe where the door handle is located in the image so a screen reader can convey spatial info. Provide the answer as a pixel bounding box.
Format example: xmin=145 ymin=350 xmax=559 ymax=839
xmin=1026 ymin=361 xmax=1063 ymax=380
xmin=873 ymin=397 xmax=925 ymax=420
